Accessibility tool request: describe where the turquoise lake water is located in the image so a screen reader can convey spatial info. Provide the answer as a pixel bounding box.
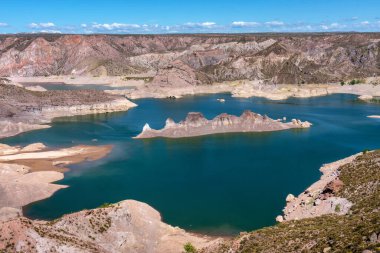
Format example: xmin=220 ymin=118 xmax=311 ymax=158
xmin=2 ymin=93 xmax=380 ymax=235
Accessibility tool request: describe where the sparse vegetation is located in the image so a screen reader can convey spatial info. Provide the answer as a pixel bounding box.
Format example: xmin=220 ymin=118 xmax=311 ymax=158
xmin=349 ymin=79 xmax=363 ymax=85
xmin=184 ymin=242 xmax=197 ymax=253
xmin=98 ymin=203 xmax=113 ymax=208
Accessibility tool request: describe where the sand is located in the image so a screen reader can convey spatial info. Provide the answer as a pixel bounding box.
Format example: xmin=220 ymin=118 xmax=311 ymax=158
xmin=0 ymin=143 xmax=113 ymax=209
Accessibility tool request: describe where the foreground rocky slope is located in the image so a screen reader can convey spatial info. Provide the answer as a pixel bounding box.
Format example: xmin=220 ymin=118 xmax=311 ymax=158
xmin=202 ymin=151 xmax=380 ymax=253
xmin=0 ymin=200 xmax=217 ymax=253
xmin=0 ymin=83 xmax=136 ymax=138
xmin=1 ymin=33 xmax=380 ymax=85
xmin=135 ymin=110 xmax=311 ymax=139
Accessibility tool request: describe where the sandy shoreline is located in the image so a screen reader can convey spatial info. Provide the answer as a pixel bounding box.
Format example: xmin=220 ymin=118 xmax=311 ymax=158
xmin=11 ymin=76 xmax=380 ymax=101
xmin=0 ymin=143 xmax=113 ymax=210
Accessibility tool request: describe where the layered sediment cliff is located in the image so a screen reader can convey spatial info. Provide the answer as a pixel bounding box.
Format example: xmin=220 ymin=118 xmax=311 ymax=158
xmin=135 ymin=110 xmax=311 ymax=139
xmin=1 ymin=33 xmax=380 ymax=85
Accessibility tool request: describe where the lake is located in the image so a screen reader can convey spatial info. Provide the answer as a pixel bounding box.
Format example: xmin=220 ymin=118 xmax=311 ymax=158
xmin=2 ymin=93 xmax=379 ymax=235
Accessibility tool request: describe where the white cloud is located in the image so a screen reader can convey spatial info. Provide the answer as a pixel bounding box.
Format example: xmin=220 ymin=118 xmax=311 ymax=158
xmin=0 ymin=23 xmax=8 ymax=27
xmin=91 ymin=23 xmax=141 ymax=30
xmin=360 ymin=21 xmax=370 ymax=25
xmin=231 ymin=21 xmax=260 ymax=28
xmin=184 ymin=22 xmax=216 ymax=28
xmin=29 ymin=22 xmax=55 ymax=28
xmin=321 ymin=22 xmax=346 ymax=30
xmin=265 ymin=21 xmax=285 ymax=26
xmin=39 ymin=29 xmax=62 ymax=34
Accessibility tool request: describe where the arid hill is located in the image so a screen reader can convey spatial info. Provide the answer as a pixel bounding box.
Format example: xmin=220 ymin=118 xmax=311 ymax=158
xmin=1 ymin=33 xmax=380 ymax=84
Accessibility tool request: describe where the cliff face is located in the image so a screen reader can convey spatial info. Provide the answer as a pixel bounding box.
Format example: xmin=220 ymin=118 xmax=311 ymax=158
xmin=1 ymin=33 xmax=380 ymax=84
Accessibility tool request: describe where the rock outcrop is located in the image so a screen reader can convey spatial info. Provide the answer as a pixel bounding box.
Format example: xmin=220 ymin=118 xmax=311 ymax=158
xmin=278 ymin=153 xmax=359 ymax=222
xmin=135 ymin=110 xmax=311 ymax=139
xmin=202 ymin=150 xmax=380 ymax=252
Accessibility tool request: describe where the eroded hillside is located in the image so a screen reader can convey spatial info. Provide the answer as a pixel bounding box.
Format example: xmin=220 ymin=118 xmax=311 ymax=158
xmin=1 ymin=33 xmax=380 ymax=85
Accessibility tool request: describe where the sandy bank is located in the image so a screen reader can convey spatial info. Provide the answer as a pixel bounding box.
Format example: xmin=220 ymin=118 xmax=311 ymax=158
xmin=0 ymin=143 xmax=112 ymax=209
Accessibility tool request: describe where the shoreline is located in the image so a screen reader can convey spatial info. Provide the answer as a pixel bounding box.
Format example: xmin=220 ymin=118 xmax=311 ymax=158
xmin=11 ymin=76 xmax=380 ymax=101
xmin=0 ymin=143 xmax=113 ymax=210
xmin=278 ymin=152 xmax=360 ymax=222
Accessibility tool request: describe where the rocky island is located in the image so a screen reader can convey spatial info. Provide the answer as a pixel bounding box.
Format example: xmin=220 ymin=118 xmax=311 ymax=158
xmin=135 ymin=110 xmax=311 ymax=139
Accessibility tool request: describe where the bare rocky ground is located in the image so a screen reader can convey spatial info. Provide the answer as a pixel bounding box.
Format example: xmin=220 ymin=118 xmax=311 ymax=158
xmin=0 ymin=83 xmax=136 ymax=138
xmin=135 ymin=110 xmax=311 ymax=139
xmin=0 ymin=200 xmax=219 ymax=253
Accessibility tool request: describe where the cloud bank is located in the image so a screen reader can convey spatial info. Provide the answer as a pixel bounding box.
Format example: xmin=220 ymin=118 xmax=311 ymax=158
xmin=1 ymin=19 xmax=380 ymax=34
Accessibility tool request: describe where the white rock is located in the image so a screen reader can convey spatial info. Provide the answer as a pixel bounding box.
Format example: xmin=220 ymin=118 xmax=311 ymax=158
xmin=286 ymin=194 xmax=295 ymax=202
xmin=275 ymin=215 xmax=284 ymax=223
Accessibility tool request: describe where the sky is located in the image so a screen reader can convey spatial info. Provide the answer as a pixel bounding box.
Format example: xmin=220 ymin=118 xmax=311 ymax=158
xmin=1 ymin=0 xmax=380 ymax=34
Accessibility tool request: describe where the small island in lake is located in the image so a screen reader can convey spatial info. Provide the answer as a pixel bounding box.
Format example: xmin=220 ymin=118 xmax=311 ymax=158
xmin=135 ymin=110 xmax=311 ymax=139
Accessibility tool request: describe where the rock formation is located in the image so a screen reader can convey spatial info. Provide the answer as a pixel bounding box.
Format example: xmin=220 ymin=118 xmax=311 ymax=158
xmin=1 ymin=33 xmax=380 ymax=85
xmin=202 ymin=150 xmax=380 ymax=252
xmin=135 ymin=110 xmax=311 ymax=139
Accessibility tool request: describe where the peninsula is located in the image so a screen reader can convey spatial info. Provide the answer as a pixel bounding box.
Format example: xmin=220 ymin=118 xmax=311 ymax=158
xmin=135 ymin=110 xmax=311 ymax=139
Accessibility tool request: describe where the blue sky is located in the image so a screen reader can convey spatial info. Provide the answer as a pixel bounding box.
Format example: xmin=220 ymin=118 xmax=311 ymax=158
xmin=1 ymin=0 xmax=380 ymax=34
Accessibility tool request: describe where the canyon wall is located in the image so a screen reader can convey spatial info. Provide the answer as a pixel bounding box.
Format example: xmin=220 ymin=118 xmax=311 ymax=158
xmin=1 ymin=33 xmax=380 ymax=85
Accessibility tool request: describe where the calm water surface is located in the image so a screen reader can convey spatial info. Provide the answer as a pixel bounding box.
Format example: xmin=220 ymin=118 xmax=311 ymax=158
xmin=3 ymin=93 xmax=380 ymax=235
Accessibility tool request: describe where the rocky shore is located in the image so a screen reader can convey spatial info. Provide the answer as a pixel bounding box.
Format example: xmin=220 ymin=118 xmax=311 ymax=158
xmin=135 ymin=110 xmax=311 ymax=139
xmin=201 ymin=150 xmax=380 ymax=252
xmin=0 ymin=83 xmax=136 ymax=138
xmin=276 ymin=153 xmax=360 ymax=222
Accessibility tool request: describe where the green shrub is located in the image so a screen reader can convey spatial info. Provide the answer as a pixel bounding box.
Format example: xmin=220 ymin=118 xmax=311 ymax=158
xmin=99 ymin=203 xmax=112 ymax=208
xmin=335 ymin=204 xmax=341 ymax=212
xmin=184 ymin=242 xmax=197 ymax=253
xmin=340 ymin=81 xmax=345 ymax=86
